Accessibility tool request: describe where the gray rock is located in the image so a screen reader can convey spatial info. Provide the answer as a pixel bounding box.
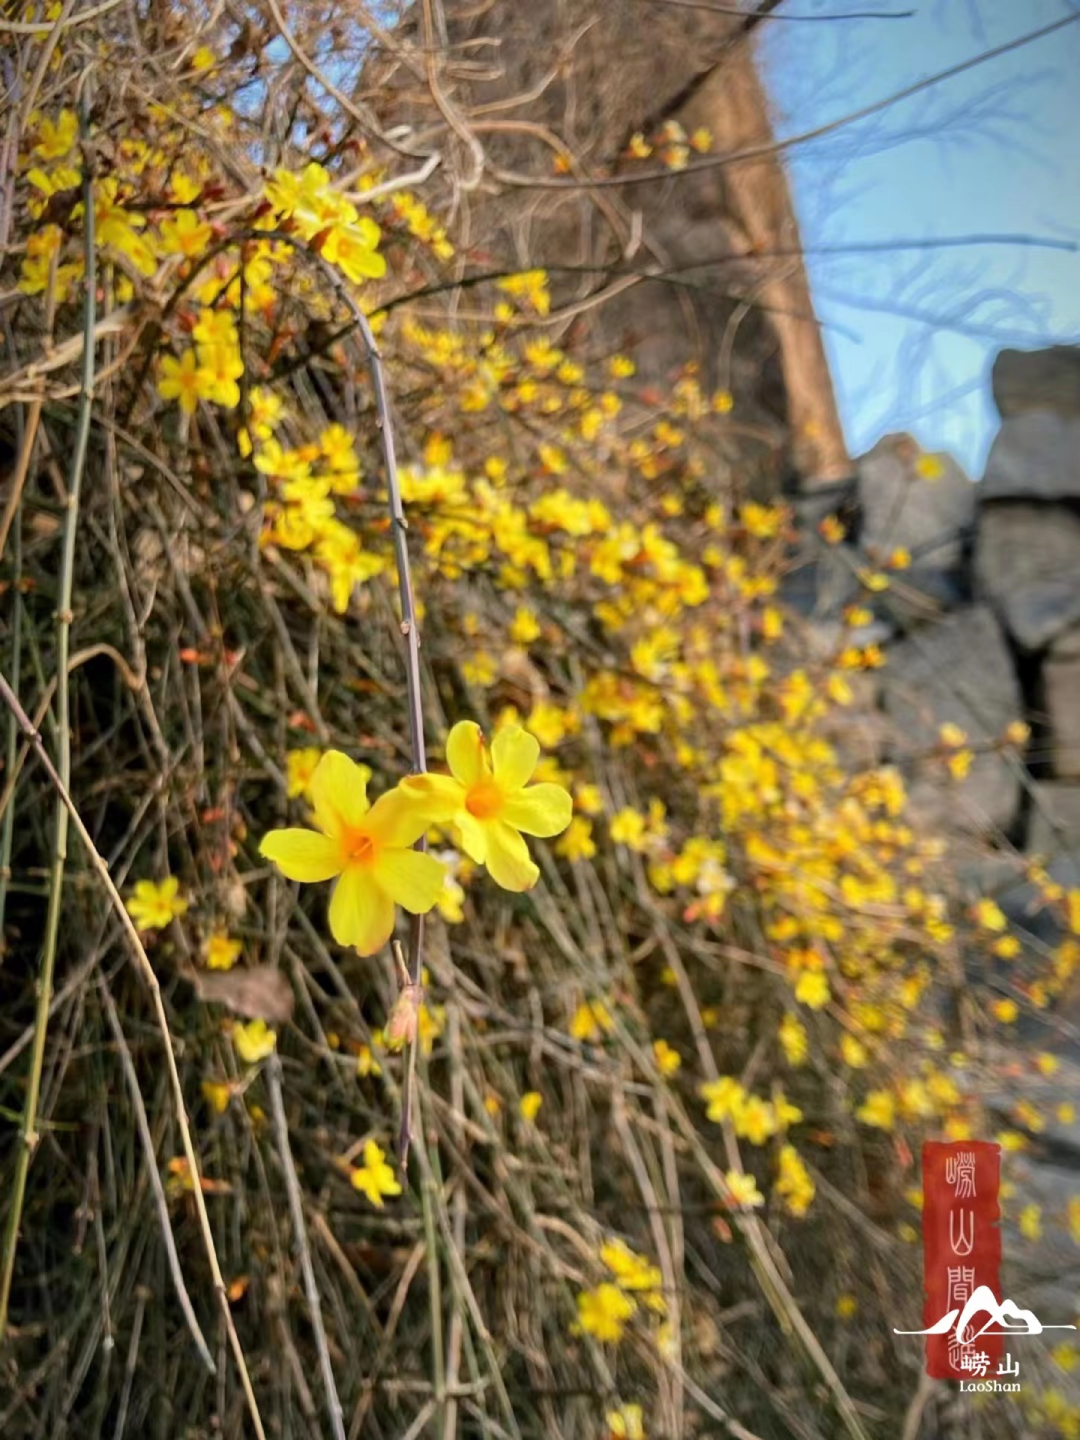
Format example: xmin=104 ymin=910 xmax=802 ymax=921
xmin=882 ymin=604 xmax=1024 ymax=835
xmin=789 ymin=479 xmax=857 ymax=532
xmin=777 ymin=543 xmax=860 ymax=622
xmin=985 ymin=1049 xmax=1080 ymax=1323
xmin=992 ymin=345 xmax=1080 ymax=420
xmin=1026 ymin=781 xmax=1080 ymax=856
xmin=997 ymin=854 xmax=1080 ymax=950
xmin=1044 ymin=651 xmax=1080 ymax=780
xmin=974 ymin=502 xmax=1080 ymax=651
xmin=857 ymin=433 xmax=974 ymax=572
xmin=982 ymin=412 xmax=1080 ymax=503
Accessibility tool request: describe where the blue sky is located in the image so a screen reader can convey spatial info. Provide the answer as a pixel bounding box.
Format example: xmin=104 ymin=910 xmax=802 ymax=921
xmin=758 ymin=0 xmax=1080 ymax=477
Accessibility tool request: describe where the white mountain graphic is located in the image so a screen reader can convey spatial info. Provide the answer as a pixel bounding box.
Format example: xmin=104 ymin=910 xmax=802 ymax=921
xmin=895 ymin=1284 xmax=1076 ymax=1341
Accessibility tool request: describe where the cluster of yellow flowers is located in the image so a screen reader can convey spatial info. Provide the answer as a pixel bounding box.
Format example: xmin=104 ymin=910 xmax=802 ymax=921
xmin=260 ymin=721 xmax=572 ymax=955
xmin=576 ymin=1238 xmax=668 ymax=1347
xmin=22 ymin=82 xmax=1080 ymax=1435
xmin=254 ymin=424 xmax=388 ymax=614
xmin=123 ymin=877 xmax=272 ymax=1064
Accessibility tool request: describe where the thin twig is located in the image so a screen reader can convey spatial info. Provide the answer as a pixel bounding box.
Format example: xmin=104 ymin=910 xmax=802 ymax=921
xmin=277 ymin=236 xmax=431 ymax=1166
xmin=264 ymin=1053 xmax=347 ymax=1440
xmin=0 ymin=665 xmax=268 ymax=1440
xmin=97 ymin=978 xmax=215 ymax=1371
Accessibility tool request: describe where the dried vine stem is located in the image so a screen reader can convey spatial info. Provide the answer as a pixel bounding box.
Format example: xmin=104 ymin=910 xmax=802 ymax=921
xmin=278 ymin=237 xmax=431 ymax=1167
xmin=0 ymin=668 xmax=267 ymax=1439
xmin=97 ymin=979 xmax=214 ymax=1371
xmin=265 ymin=1053 xmax=348 ymax=1440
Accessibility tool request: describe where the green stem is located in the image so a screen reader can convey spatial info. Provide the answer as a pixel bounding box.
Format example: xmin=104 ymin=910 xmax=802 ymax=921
xmin=0 ymin=111 xmax=96 ymax=1340
xmin=0 ymin=515 xmax=23 ymax=936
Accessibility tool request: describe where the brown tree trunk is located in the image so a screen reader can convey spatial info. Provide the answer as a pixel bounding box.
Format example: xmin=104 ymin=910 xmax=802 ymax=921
xmin=676 ymin=40 xmax=851 ymax=486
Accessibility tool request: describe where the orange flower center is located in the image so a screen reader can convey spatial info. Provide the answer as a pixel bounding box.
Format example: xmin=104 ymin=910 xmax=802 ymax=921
xmin=344 ymin=829 xmax=376 ymax=865
xmin=465 ymin=779 xmax=504 ymax=821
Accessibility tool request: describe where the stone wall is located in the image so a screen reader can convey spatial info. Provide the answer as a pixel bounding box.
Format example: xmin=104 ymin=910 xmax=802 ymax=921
xmin=786 ymin=343 xmax=1080 ymax=866
xmin=785 ymin=345 xmax=1080 ymax=1320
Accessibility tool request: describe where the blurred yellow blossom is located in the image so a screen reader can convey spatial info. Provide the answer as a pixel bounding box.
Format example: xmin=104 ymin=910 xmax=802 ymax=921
xmin=286 ymin=747 xmax=324 ymax=798
xmin=519 ymin=1091 xmax=543 ymax=1122
xmin=126 ymin=877 xmax=188 ymax=931
xmin=351 ymin=1140 xmax=402 ymax=1207
xmin=576 ymin=1284 xmax=635 ymax=1343
xmin=233 ymin=1019 xmax=277 ymax=1064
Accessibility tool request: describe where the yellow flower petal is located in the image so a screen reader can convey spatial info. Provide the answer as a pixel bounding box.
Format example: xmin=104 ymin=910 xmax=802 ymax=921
xmin=484 ymin=820 xmax=540 ymax=891
xmin=446 ymin=720 xmax=488 ymax=786
xmin=260 ymin=829 xmax=342 ymax=882
xmin=364 ymin=788 xmax=433 ymax=848
xmin=309 ymin=751 xmax=371 ymax=836
xmin=502 ymin=782 xmax=572 ymax=837
xmin=453 ymin=811 xmax=489 ymax=865
xmin=398 ymin=771 xmax=465 ymax=823
xmin=491 ymin=724 xmax=539 ymax=791
xmin=371 ymin=848 xmax=447 ymax=913
xmin=328 ymin=865 xmax=395 ymax=955
xmin=233 ymin=1019 xmax=277 ymax=1063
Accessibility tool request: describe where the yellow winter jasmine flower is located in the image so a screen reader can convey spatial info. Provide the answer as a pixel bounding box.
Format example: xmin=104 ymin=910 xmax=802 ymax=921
xmin=201 ymin=1078 xmax=233 ymax=1114
xmin=610 ymin=807 xmax=648 ymax=850
xmin=775 ymin=1144 xmax=815 ymax=1217
xmin=192 ymin=308 xmax=239 ymax=351
xmin=1019 ymin=1203 xmax=1042 ymax=1241
xmin=233 ymin=1019 xmax=276 ymax=1063
xmin=570 ymin=998 xmax=616 ymax=1043
xmin=576 ymin=1283 xmax=636 ymax=1343
xmin=734 ymin=1095 xmax=777 ymax=1146
xmin=286 ymin=746 xmax=324 ymax=798
xmin=840 ymin=1033 xmax=868 ymax=1068
xmin=556 ymin=816 xmax=596 ymax=863
xmin=260 ymin=751 xmax=447 ymax=955
xmin=575 ymin=783 xmax=604 ymax=816
xmin=778 ymin=1013 xmax=808 ymax=1065
xmin=126 ymin=876 xmax=188 ymax=930
xmin=795 ymin=970 xmax=830 ymax=1010
xmin=856 ymin=1090 xmax=896 ymax=1130
xmin=509 ymin=606 xmax=541 ymax=645
xmin=600 ymin=1238 xmax=662 ymax=1293
xmin=320 ymin=218 xmax=387 ymax=284
xmin=519 ymin=1091 xmax=543 ymax=1122
xmin=652 ymin=1039 xmax=681 ymax=1076
xmin=159 ymin=208 xmax=213 ymax=257
xmin=915 ymin=452 xmax=944 ymax=480
xmin=158 ymin=349 xmax=213 ymax=416
xmin=400 ymin=721 xmax=572 ymax=891
xmin=496 ymin=269 xmax=550 ymax=316
xmin=606 ymin=1404 xmax=645 ymax=1439
xmin=724 ymin=1170 xmax=765 ymax=1209
xmin=773 ymin=1091 xmax=803 ymax=1130
xmin=204 ymin=932 xmax=241 ymax=970
xmin=350 ymin=1140 xmax=402 ymax=1207
xmin=356 ymin=1044 xmax=382 ymax=1078
xmin=32 ymin=109 xmax=78 ymax=160
xmin=974 ymin=898 xmax=1007 ymax=932
xmin=319 ymin=423 xmax=357 ymax=471
xmin=699 ymin=1076 xmax=745 ymax=1124
xmin=249 ymin=387 xmax=285 ymax=441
